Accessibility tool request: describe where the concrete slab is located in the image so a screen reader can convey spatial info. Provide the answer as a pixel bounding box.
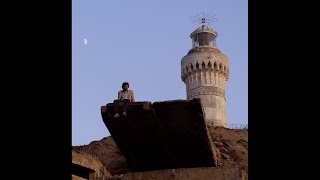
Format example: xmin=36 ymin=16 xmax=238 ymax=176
xmin=101 ymin=98 xmax=216 ymax=172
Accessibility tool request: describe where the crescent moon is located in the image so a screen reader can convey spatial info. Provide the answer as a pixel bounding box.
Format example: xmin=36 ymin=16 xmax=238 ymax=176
xmin=83 ymin=39 xmax=87 ymax=45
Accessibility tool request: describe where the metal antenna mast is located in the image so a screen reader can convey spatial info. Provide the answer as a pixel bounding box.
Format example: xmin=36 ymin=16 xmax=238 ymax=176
xmin=189 ymin=12 xmax=217 ymax=27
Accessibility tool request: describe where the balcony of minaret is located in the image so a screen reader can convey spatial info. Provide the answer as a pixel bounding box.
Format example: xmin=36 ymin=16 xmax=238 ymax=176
xmin=182 ymin=60 xmax=229 ymax=89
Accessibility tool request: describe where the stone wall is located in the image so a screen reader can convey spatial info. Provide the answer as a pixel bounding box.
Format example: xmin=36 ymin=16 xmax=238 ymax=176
xmin=72 ymin=174 xmax=88 ymax=180
xmin=119 ymin=167 xmax=243 ymax=180
xmin=72 ymin=149 xmax=112 ymax=180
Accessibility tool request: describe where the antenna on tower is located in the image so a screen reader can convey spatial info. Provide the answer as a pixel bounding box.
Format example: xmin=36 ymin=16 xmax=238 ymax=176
xmin=189 ymin=12 xmax=217 ymax=26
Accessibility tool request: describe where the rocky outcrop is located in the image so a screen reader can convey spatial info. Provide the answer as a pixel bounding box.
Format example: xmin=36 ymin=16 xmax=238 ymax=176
xmin=73 ymin=127 xmax=247 ymax=179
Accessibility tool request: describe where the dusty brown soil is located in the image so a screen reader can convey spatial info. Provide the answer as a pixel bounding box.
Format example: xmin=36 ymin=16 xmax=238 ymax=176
xmin=72 ymin=127 xmax=247 ymax=177
xmin=209 ymin=127 xmax=248 ymax=177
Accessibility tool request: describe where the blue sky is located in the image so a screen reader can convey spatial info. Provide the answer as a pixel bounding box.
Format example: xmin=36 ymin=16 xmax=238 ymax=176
xmin=72 ymin=0 xmax=248 ymax=146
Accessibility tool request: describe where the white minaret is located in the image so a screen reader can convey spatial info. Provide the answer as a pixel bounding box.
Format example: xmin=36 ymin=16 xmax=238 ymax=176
xmin=181 ymin=18 xmax=229 ymax=127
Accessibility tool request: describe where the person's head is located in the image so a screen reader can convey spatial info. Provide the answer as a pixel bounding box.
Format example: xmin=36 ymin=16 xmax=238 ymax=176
xmin=122 ymin=82 xmax=129 ymax=91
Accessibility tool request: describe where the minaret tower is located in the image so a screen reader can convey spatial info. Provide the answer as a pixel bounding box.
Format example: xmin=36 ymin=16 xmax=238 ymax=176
xmin=181 ymin=15 xmax=229 ymax=127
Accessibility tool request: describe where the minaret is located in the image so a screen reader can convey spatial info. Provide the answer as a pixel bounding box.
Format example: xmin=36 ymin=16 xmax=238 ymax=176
xmin=181 ymin=18 xmax=229 ymax=127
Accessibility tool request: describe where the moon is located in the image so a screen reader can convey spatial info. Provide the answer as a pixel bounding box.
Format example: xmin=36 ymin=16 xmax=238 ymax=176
xmin=83 ymin=38 xmax=87 ymax=45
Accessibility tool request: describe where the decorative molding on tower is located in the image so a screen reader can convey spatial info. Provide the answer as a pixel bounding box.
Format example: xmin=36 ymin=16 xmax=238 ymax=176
xmin=187 ymin=86 xmax=225 ymax=100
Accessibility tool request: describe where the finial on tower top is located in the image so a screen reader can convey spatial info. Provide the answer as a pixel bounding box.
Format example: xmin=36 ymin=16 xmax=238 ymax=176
xmin=190 ymin=12 xmax=217 ymax=27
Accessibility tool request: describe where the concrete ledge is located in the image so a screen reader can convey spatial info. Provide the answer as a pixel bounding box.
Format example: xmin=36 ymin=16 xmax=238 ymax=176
xmin=101 ymin=98 xmax=217 ymax=172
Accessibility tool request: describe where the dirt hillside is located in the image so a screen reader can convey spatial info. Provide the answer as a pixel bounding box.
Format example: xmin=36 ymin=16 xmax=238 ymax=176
xmin=73 ymin=126 xmax=247 ymax=176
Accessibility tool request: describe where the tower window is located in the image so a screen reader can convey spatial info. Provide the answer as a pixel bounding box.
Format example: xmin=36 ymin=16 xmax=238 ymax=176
xmin=192 ymin=32 xmax=215 ymax=48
